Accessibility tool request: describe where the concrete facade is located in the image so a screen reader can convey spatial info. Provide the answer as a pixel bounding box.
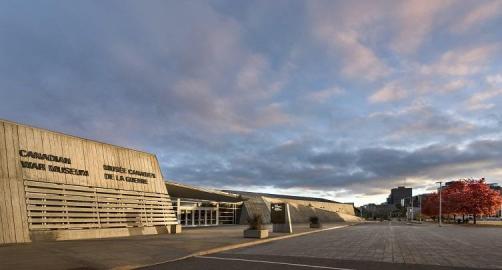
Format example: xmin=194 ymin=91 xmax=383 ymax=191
xmin=238 ymin=193 xmax=361 ymax=224
xmin=0 ymin=119 xmax=178 ymax=245
xmin=164 ymin=183 xmax=361 ymax=225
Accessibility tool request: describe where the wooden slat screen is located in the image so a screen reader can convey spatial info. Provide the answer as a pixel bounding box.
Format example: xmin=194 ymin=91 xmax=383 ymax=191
xmin=24 ymin=180 xmax=178 ymax=230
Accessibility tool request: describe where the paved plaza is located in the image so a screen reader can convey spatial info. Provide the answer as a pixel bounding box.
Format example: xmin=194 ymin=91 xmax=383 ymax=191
xmin=0 ymin=223 xmax=346 ymax=270
xmin=146 ymin=222 xmax=502 ymax=270
xmin=226 ymin=221 xmax=502 ymax=268
xmin=3 ymin=222 xmax=502 ymax=270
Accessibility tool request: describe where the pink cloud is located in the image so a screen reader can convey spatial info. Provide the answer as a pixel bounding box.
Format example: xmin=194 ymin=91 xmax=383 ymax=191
xmin=369 ymin=82 xmax=407 ymax=103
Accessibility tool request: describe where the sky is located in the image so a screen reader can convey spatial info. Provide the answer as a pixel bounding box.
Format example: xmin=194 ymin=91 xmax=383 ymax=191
xmin=1 ymin=0 xmax=502 ymax=206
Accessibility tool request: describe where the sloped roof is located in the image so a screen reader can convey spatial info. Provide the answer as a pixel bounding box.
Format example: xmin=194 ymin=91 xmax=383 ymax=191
xmin=222 ymin=190 xmax=343 ymax=204
xmin=166 ymin=181 xmax=243 ymax=203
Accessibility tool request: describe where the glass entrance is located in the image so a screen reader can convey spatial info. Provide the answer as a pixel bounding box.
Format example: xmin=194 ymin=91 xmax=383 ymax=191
xmin=178 ymin=208 xmax=217 ymax=227
xmin=173 ymin=199 xmax=242 ymax=227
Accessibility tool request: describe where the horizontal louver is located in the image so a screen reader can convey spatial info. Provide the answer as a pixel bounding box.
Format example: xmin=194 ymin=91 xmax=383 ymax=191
xmin=24 ymin=180 xmax=178 ymax=230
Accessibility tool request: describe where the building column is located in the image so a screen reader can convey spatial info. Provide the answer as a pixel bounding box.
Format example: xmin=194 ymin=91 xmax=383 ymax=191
xmin=192 ymin=210 xmax=195 ymax=226
xmin=216 ymin=203 xmax=219 ymax=225
xmin=176 ymin=198 xmax=181 ymax=222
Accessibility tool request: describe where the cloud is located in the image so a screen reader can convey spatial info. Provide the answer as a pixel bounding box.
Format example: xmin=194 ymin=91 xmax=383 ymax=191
xmin=451 ymin=0 xmax=502 ymax=33
xmin=369 ymin=82 xmax=407 ymax=103
xmin=236 ymin=54 xmax=270 ymax=95
xmin=307 ymin=86 xmax=344 ymax=103
xmin=170 ymin=137 xmax=502 ymax=198
xmin=0 ymin=1 xmax=295 ymax=137
xmin=333 ymin=31 xmax=391 ymax=80
xmin=307 ymin=1 xmax=391 ymax=80
xmin=420 ymin=45 xmax=498 ymax=76
xmin=439 ymin=79 xmax=470 ymax=93
xmin=368 ymin=102 xmax=478 ymax=142
xmin=466 ymin=88 xmax=502 ymax=111
xmin=391 ymin=0 xmax=452 ymax=54
xmin=486 ymin=74 xmax=502 ymax=86
xmin=1 ymin=1 xmax=502 ymax=205
xmin=252 ymin=103 xmax=292 ymax=128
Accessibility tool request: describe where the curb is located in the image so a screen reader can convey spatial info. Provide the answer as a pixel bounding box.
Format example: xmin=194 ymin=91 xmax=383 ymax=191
xmin=127 ymin=224 xmax=353 ymax=270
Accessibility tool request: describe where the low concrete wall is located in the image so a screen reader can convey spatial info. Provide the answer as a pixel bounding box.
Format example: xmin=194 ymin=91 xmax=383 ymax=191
xmin=476 ymin=221 xmax=502 ymax=226
xmin=30 ymin=225 xmax=181 ymax=241
xmin=240 ymin=196 xmax=361 ymax=224
xmin=264 ymin=197 xmax=356 ymax=216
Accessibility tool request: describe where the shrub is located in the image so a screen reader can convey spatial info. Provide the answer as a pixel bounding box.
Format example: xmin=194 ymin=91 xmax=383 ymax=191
xmin=309 ymin=216 xmax=320 ymax=224
xmin=247 ymin=214 xmax=264 ymax=230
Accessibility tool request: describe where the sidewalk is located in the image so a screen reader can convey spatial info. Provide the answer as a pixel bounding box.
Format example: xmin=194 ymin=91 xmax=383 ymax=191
xmin=0 ymin=223 xmax=354 ymax=270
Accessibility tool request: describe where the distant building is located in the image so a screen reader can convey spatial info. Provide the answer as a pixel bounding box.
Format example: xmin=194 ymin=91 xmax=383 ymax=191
xmin=401 ymin=194 xmax=423 ymax=208
xmin=387 ymin=186 xmax=412 ymax=206
xmin=488 ymin=183 xmax=501 ymax=195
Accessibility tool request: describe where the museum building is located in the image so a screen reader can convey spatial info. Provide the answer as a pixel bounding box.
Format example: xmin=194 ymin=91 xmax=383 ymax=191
xmin=0 ymin=119 xmax=179 ymax=245
xmin=167 ymin=181 xmax=360 ymax=227
xmin=0 ymin=119 xmax=360 ymax=245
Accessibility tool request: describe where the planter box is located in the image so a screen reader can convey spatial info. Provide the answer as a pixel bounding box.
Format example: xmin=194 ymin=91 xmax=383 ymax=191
xmin=169 ymin=224 xmax=182 ymax=234
xmin=244 ymin=229 xmax=269 ymax=239
xmin=310 ymin=223 xmax=322 ymax=228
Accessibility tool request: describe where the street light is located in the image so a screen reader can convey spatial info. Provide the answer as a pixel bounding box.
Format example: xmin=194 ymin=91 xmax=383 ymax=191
xmin=436 ymin=181 xmax=443 ymax=227
xmin=411 ymin=195 xmax=414 ymax=221
xmin=419 ymin=194 xmax=422 ymax=222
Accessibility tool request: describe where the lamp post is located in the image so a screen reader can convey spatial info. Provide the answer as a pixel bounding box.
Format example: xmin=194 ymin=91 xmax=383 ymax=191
xmin=436 ymin=181 xmax=443 ymax=227
xmin=419 ymin=194 xmax=422 ymax=222
xmin=411 ymin=195 xmax=414 ymax=221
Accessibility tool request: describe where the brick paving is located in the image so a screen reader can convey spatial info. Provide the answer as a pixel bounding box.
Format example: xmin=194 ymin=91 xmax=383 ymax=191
xmin=0 ymin=223 xmax=349 ymax=270
xmin=226 ymin=222 xmax=502 ymax=269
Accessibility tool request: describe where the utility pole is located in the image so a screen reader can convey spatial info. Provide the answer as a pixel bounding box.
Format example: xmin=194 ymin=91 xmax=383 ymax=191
xmin=419 ymin=195 xmax=422 ymax=222
xmin=411 ymin=196 xmax=414 ymax=221
xmin=436 ymin=181 xmax=443 ymax=227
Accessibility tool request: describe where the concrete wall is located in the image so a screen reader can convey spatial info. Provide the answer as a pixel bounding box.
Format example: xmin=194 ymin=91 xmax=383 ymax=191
xmin=264 ymin=197 xmax=356 ymax=216
xmin=240 ymin=196 xmax=271 ymax=224
xmin=0 ymin=119 xmax=178 ymax=245
xmin=240 ymin=195 xmax=361 ymax=224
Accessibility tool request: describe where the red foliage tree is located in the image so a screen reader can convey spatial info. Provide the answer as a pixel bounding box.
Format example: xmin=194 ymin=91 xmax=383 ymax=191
xmin=421 ymin=193 xmax=439 ymax=219
xmin=462 ymin=179 xmax=502 ymax=224
xmin=422 ymin=179 xmax=502 ymax=224
xmin=442 ymin=181 xmax=469 ymax=220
